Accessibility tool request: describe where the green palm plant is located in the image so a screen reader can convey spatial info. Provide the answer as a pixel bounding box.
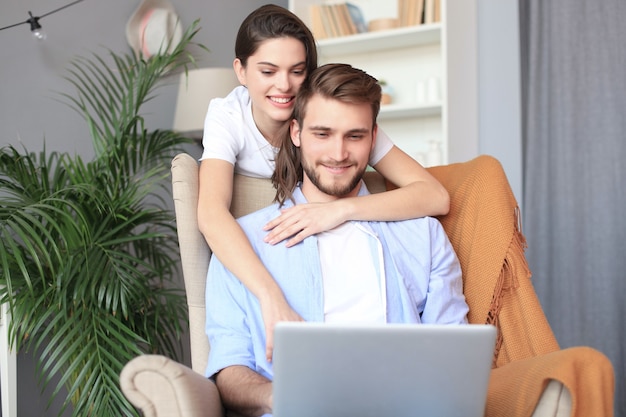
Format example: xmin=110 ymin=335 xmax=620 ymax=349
xmin=0 ymin=21 xmax=204 ymax=416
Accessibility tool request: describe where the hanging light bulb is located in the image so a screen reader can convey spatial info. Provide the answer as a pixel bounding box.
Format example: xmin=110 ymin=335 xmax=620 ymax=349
xmin=0 ymin=0 xmax=84 ymax=40
xmin=28 ymin=11 xmax=47 ymax=41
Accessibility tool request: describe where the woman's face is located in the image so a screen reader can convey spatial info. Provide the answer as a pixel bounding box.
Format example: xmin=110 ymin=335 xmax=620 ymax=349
xmin=234 ymin=37 xmax=307 ymax=141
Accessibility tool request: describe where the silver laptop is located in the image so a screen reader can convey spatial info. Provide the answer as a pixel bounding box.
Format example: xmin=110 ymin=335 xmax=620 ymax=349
xmin=272 ymin=322 xmax=496 ymax=417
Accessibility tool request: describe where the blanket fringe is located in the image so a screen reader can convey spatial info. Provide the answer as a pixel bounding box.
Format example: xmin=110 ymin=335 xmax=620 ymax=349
xmin=487 ymin=206 xmax=529 ymax=367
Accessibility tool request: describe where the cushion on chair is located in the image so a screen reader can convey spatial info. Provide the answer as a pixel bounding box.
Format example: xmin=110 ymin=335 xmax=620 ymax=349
xmin=171 ymin=153 xmax=211 ymax=374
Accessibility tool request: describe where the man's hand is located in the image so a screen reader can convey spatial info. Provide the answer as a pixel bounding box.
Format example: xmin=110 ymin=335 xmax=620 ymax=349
xmin=263 ymin=202 xmax=348 ymax=247
xmin=260 ymin=296 xmax=304 ymax=362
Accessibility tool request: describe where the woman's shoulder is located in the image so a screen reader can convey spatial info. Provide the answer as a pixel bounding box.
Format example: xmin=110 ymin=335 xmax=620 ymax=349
xmin=209 ymin=85 xmax=249 ymax=115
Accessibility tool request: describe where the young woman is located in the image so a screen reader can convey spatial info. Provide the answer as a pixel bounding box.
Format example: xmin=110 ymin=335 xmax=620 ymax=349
xmin=197 ymin=4 xmax=449 ymax=361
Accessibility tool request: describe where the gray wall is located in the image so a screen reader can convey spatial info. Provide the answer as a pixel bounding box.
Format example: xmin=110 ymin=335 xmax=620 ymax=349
xmin=1 ymin=0 xmax=282 ymax=158
xmin=477 ymin=0 xmax=522 ymax=208
xmin=0 ymin=1 xmax=283 ymax=415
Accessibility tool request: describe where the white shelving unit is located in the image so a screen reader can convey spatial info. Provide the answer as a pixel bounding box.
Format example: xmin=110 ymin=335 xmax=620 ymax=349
xmin=289 ymin=0 xmax=480 ymax=166
xmin=1 ymin=298 xmax=17 ymax=417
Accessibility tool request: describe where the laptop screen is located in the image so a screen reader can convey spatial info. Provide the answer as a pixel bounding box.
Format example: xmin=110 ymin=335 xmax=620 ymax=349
xmin=272 ymin=322 xmax=496 ymax=417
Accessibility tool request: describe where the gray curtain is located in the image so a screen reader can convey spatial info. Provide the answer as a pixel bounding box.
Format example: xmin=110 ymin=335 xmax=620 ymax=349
xmin=520 ymin=1 xmax=626 ymax=415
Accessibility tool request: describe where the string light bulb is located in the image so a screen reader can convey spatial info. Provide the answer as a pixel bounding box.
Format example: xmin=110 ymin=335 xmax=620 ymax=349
xmin=28 ymin=12 xmax=47 ymax=41
xmin=0 ymin=0 xmax=84 ymax=40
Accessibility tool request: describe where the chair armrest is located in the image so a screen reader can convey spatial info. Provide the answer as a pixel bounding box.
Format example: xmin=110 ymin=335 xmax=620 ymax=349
xmin=120 ymin=354 xmax=224 ymax=417
xmin=531 ymin=380 xmax=571 ymax=417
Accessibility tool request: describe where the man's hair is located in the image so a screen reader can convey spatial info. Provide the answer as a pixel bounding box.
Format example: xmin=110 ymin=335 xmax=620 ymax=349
xmin=272 ymin=63 xmax=382 ymax=205
xmin=235 ymin=4 xmax=317 ymax=77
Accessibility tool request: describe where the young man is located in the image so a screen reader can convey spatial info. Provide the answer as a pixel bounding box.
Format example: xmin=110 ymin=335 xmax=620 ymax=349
xmin=205 ymin=63 xmax=468 ymax=417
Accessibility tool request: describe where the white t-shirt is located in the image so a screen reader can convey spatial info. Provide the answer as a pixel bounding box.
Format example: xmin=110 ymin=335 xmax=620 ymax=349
xmin=318 ymin=222 xmax=386 ymax=324
xmin=200 ymin=86 xmax=394 ymax=178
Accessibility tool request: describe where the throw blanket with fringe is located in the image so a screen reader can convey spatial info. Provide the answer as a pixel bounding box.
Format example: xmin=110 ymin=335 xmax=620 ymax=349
xmin=428 ymin=155 xmax=614 ymax=417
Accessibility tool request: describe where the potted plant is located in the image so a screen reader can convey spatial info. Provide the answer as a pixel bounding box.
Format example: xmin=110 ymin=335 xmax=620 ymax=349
xmin=0 ymin=21 xmax=204 ymax=416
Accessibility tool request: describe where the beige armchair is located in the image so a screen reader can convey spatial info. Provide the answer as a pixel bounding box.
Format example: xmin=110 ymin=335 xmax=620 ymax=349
xmin=120 ymin=153 xmax=614 ymax=417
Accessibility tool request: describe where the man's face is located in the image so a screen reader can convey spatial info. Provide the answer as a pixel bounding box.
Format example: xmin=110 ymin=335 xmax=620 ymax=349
xmin=290 ymin=94 xmax=377 ymax=202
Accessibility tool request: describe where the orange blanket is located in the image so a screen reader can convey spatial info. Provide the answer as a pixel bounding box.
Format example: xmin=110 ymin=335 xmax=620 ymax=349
xmin=428 ymin=156 xmax=614 ymax=416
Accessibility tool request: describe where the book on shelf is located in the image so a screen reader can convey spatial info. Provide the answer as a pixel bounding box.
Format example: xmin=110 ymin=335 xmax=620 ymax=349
xmin=315 ymin=4 xmax=339 ymax=38
xmin=434 ymin=0 xmax=441 ymax=23
xmin=330 ymin=4 xmax=350 ymax=36
xmin=308 ymin=2 xmax=366 ymax=40
xmin=337 ymin=4 xmax=358 ymax=35
xmin=398 ymin=0 xmax=440 ymax=27
xmin=424 ymin=0 xmax=435 ymax=24
xmin=398 ymin=0 xmax=409 ymax=26
xmin=320 ymin=5 xmax=339 ymax=38
xmin=345 ymin=2 xmax=367 ymax=33
xmin=309 ymin=4 xmax=328 ymax=39
xmin=398 ymin=0 xmax=424 ymax=26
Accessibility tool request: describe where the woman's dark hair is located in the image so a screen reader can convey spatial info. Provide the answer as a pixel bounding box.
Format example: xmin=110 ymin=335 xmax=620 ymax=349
xmin=272 ymin=63 xmax=382 ymax=205
xmin=235 ymin=4 xmax=318 ymax=76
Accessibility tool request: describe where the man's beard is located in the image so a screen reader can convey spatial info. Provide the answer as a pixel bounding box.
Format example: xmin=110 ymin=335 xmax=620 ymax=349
xmin=301 ymin=157 xmax=365 ymax=197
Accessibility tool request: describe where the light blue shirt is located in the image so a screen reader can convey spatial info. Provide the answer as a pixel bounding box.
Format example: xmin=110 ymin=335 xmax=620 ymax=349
xmin=205 ymin=183 xmax=468 ymax=382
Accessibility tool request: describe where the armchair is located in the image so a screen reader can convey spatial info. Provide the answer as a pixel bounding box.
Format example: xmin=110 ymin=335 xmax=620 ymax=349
xmin=120 ymin=153 xmax=614 ymax=417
